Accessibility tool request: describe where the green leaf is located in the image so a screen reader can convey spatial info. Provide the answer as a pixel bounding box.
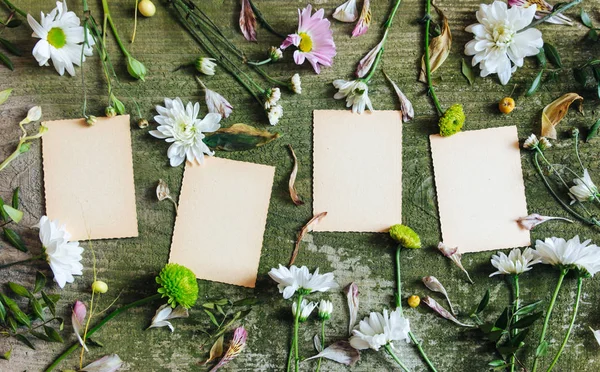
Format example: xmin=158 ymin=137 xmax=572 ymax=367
xmin=30 ymin=331 xmax=52 ymax=342
xmin=479 ymin=322 xmax=494 ymax=334
xmin=588 ymin=29 xmax=599 ymax=42
xmin=111 ymin=95 xmax=126 ymax=115
xmin=11 ymin=187 xmax=19 ymax=209
xmin=6 ymin=19 xmax=21 ymax=28
xmin=472 ymin=289 xmax=490 ymax=316
xmin=14 ymin=334 xmax=34 ymax=349
xmin=488 ymin=360 xmax=507 ymax=367
xmin=216 ymin=304 xmax=225 ymax=316
xmin=0 ymin=88 xmax=11 ymax=105
xmin=536 ymin=47 xmax=546 ymax=68
xmin=497 ymin=345 xmax=519 ymax=358
xmin=0 ymin=300 xmax=5 ymax=322
xmin=0 ymin=37 xmax=23 ymax=56
xmin=30 ymin=297 xmax=44 ymax=321
xmin=488 ymin=328 xmax=505 ymax=343
xmin=495 ymin=308 xmax=510 ymax=330
xmin=543 ymin=43 xmax=562 ymax=68
xmin=233 ymin=298 xmax=261 ymax=307
xmin=6 ymin=315 xmax=17 ymax=333
xmin=512 ymin=312 xmax=542 ymax=329
xmin=41 ymin=291 xmax=56 ymax=316
xmin=87 ymin=338 xmax=104 ymax=347
xmin=0 ymin=294 xmax=30 ymax=328
xmin=513 ymin=301 xmax=542 ymax=317
xmin=43 ymin=325 xmax=63 ymax=342
xmin=3 ymin=205 xmax=23 ymax=223
xmin=0 ymin=196 xmax=9 ymax=221
xmin=214 ymin=299 xmax=229 ymax=306
xmin=7 ymin=282 xmax=31 ymax=298
xmin=3 ymin=228 xmax=27 ymax=252
xmin=202 ymin=303 xmax=215 ymax=309
xmin=581 ymin=8 xmax=593 ymax=28
xmin=586 ymin=118 xmax=600 ymax=142
xmin=203 ymin=309 xmax=219 ymax=327
xmin=536 ymin=341 xmax=548 ymax=357
xmin=573 ymin=67 xmax=590 ymax=86
xmin=509 ymin=328 xmax=529 ymax=347
xmin=203 ymin=124 xmax=280 ymax=151
xmin=526 ymin=69 xmax=544 ymax=96
xmin=0 ymin=51 xmax=14 ymax=71
xmin=1 ymin=347 xmax=12 ymax=360
xmin=461 ymin=58 xmax=475 ymax=85
xmin=34 ymin=272 xmax=46 ymax=293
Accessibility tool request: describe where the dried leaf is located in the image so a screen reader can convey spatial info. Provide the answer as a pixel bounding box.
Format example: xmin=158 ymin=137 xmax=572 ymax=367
xmin=461 ymin=58 xmax=475 ymax=85
xmin=383 ymin=71 xmax=414 ymax=122
xmin=287 ymin=145 xmax=304 ymax=206
xmin=204 ymin=335 xmax=224 ymax=365
xmin=239 ymin=0 xmax=257 ymax=42
xmin=422 ymin=296 xmax=474 ymax=328
xmin=289 ymin=212 xmax=327 ymax=266
xmin=304 ymin=341 xmax=360 ymax=366
xmin=0 ymin=88 xmax=11 ymax=105
xmin=541 ymin=93 xmax=584 ymax=139
xmin=419 ymin=5 xmax=452 ymax=83
xmin=203 ymin=123 xmax=280 ymax=151
xmin=344 ymin=282 xmax=359 ymax=335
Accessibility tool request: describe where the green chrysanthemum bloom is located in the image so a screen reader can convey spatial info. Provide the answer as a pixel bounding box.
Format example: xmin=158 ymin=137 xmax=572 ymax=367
xmin=156 ymin=263 xmax=199 ymax=309
xmin=389 ymin=224 xmax=422 ymax=249
xmin=438 ymin=104 xmax=465 ymax=137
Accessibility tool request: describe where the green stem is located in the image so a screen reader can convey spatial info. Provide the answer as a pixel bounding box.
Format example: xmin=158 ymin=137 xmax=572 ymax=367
xmin=424 ymin=0 xmax=443 ymax=115
xmin=510 ymin=275 xmax=520 ymax=372
xmin=248 ymin=0 xmax=286 ymax=39
xmin=546 ymin=276 xmax=583 ymax=372
xmin=1 ymin=0 xmax=26 ymax=18
xmin=248 ymin=58 xmax=272 ymax=66
xmin=0 ymin=144 xmax=23 ymax=172
xmin=384 ymin=344 xmax=411 ymax=372
xmin=44 ymin=293 xmax=162 ymax=371
xmin=286 ymin=336 xmax=294 ymax=372
xmin=0 ymin=255 xmax=44 ymax=270
xmin=315 ymin=320 xmax=325 ymax=372
xmin=520 ymin=0 xmax=582 ymax=32
xmin=408 ymin=332 xmax=437 ymax=372
xmin=531 ymin=269 xmax=568 ymax=372
xmin=101 ymin=0 xmax=130 ymax=57
xmin=395 ymin=246 xmax=403 ymax=311
xmin=293 ymin=294 xmax=303 ymax=372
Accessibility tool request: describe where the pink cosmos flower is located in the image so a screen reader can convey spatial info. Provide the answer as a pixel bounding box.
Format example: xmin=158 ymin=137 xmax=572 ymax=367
xmin=280 ymin=5 xmax=336 ymax=74
xmin=352 ymin=0 xmax=372 ymax=38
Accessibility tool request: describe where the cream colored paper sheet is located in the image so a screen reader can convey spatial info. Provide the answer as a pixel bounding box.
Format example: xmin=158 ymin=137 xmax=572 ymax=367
xmin=430 ymin=126 xmax=530 ymax=253
xmin=42 ymin=116 xmax=138 ymax=240
xmin=169 ymin=157 xmax=275 ymax=288
xmin=313 ymin=110 xmax=403 ymax=232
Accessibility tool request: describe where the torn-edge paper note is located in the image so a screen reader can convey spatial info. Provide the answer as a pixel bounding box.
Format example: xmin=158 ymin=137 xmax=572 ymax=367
xmin=41 ymin=115 xmax=138 ymax=240
xmin=430 ymin=126 xmax=530 ymax=253
xmin=169 ymin=157 xmax=275 ymax=287
xmin=313 ymin=110 xmax=403 ymax=232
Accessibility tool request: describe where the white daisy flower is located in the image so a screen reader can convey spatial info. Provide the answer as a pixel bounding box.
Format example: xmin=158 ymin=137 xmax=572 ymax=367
xmin=292 ymin=299 xmax=317 ymax=322
xmin=523 ymin=134 xmax=539 ymax=150
xmin=195 ymin=57 xmax=217 ymax=75
xmin=569 ymin=169 xmax=599 ymax=204
xmin=267 ymin=104 xmax=283 ymax=126
xmin=268 ymin=264 xmax=338 ymax=299
xmin=291 ymin=73 xmax=302 ymax=94
xmin=148 ymin=303 xmax=189 ymax=332
xmin=464 ymin=1 xmax=543 ymax=85
xmin=149 ymin=97 xmax=221 ymax=167
xmin=333 ymin=79 xmax=373 ymax=114
xmin=36 ymin=215 xmax=83 ymax=288
xmin=318 ymin=299 xmax=333 ymax=320
xmin=264 ymin=87 xmax=281 ymax=109
xmin=534 ymin=236 xmax=600 ymax=276
xmin=490 ymin=248 xmax=540 ymax=277
xmin=349 ymin=308 xmax=410 ymax=351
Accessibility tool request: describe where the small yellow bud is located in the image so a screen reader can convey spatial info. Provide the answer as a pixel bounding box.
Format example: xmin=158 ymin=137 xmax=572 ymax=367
xmin=137 ymin=118 xmax=149 ymax=128
xmin=138 ymin=0 xmax=156 ymax=17
xmin=92 ymin=280 xmax=108 ymax=294
xmin=498 ymin=97 xmax=515 ymax=114
xmin=407 ymin=295 xmax=420 ymax=308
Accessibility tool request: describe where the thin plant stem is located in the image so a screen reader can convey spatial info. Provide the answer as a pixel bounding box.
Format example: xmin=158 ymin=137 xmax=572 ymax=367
xmin=247 ymin=58 xmax=272 ymax=66
xmin=531 ymin=269 xmax=568 ymax=372
xmin=131 ymin=0 xmax=139 ymax=43
xmin=293 ymin=294 xmax=304 ymax=372
xmin=510 ymin=275 xmax=520 ymax=372
xmin=315 ymin=320 xmax=325 ymax=372
xmin=286 ymin=336 xmax=295 ymax=372
xmin=0 ymin=255 xmax=44 ymax=270
xmin=573 ymin=132 xmax=585 ymax=173
xmin=1 ymin=0 xmax=26 ymax=18
xmin=248 ymin=0 xmax=286 ymax=39
xmin=424 ymin=0 xmax=443 ymax=115
xmin=384 ymin=344 xmax=411 ymax=372
xmin=546 ymin=276 xmax=583 ymax=372
xmin=520 ymin=0 xmax=582 ymax=32
xmin=101 ymin=0 xmax=130 ymax=57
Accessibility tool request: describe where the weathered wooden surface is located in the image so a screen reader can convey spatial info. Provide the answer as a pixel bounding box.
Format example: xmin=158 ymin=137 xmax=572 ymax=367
xmin=1 ymin=0 xmax=600 ymax=371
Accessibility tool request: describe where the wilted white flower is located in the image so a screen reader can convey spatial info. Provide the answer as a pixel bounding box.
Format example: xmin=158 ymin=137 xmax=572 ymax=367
xmin=292 ymin=299 xmax=317 ymax=322
xmin=27 ymin=1 xmax=94 ymax=76
xmin=534 ymin=236 xmax=600 ymax=276
xmin=333 ymin=79 xmax=373 ymax=114
xmin=356 ymin=41 xmax=382 ymax=78
xmin=270 ymin=46 xmax=283 ymax=61
xmin=332 ymin=0 xmax=358 ymax=23
xmin=318 ymin=299 xmax=333 ymax=320
xmin=264 ymin=87 xmax=281 ymax=109
xmin=268 ymin=264 xmax=338 ymax=299
xmin=438 ymin=242 xmax=473 ymax=284
xmin=267 ymin=105 xmax=283 ymax=126
xmin=517 ymin=213 xmax=573 ymax=230
xmin=148 ymin=303 xmax=189 ymax=332
xmin=195 ymin=57 xmax=217 ymax=75
xmin=569 ymin=169 xmax=599 ymax=204
xmin=291 ymin=73 xmax=302 ymax=94
xmin=349 ymin=308 xmax=410 ymax=351
xmin=490 ymin=248 xmax=540 ymax=277
xmin=149 ymin=97 xmax=221 ymax=167
xmin=36 ymin=215 xmax=83 ymax=288
xmin=464 ymin=1 xmax=543 ymax=85
xmin=523 ymin=134 xmax=539 ymax=149
xmin=81 ymin=354 xmax=123 ymax=372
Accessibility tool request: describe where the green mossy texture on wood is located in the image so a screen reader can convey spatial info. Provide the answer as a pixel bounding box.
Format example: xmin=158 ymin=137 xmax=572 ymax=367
xmin=0 ymin=0 xmax=599 ymax=371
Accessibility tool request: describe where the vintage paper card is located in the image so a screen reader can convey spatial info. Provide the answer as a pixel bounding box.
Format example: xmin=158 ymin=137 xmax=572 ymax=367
xmin=430 ymin=126 xmax=530 ymax=253
xmin=169 ymin=157 xmax=275 ymax=287
xmin=313 ymin=110 xmax=403 ymax=232
xmin=42 ymin=115 xmax=138 ymax=240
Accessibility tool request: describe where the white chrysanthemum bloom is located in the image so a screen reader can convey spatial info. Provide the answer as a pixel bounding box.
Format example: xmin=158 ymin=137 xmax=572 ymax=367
xmin=36 ymin=216 xmax=83 ymax=288
xmin=333 ymin=79 xmax=373 ymax=114
xmin=490 ymin=248 xmax=540 ymax=277
xmin=267 ymin=104 xmax=283 ymax=126
xmin=27 ymin=1 xmax=94 ymax=76
xmin=268 ymin=264 xmax=338 ymax=299
xmin=332 ymin=0 xmax=358 ymax=22
xmin=318 ymin=299 xmax=333 ymax=320
xmin=204 ymin=89 xmax=233 ymax=119
xmin=534 ymin=236 xmax=600 ymax=276
xmin=292 ymin=299 xmax=317 ymax=322
xmin=349 ymin=308 xmax=410 ymax=351
xmin=523 ymin=134 xmax=539 ymax=149
xmin=464 ymin=1 xmax=543 ymax=85
xmin=264 ymin=87 xmax=281 ymax=109
xmin=291 ymin=73 xmax=302 ymax=94
xmin=569 ymin=169 xmax=599 ymax=204
xmin=149 ymin=97 xmax=221 ymax=167
xmin=148 ymin=303 xmax=189 ymax=332
xmin=196 ymin=57 xmax=217 ymax=75
xmin=539 ymin=137 xmax=551 ymax=150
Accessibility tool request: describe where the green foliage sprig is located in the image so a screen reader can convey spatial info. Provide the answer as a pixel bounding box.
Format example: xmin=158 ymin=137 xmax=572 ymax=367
xmin=0 ymin=188 xmax=27 ymax=253
xmin=0 ymin=0 xmax=25 ymax=71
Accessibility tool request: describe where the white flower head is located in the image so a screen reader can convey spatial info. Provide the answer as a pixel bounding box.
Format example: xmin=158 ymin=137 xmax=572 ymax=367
xmin=268 ymin=264 xmax=338 ymax=299
xmin=523 ymin=134 xmax=539 ymax=150
xmin=148 ymin=303 xmax=189 ymax=332
xmin=490 ymin=248 xmax=540 ymax=277
xmin=332 ymin=0 xmax=358 ymax=23
xmin=333 ymin=79 xmax=373 ymax=114
xmin=534 ymin=236 xmax=600 ymax=276
xmin=264 ymin=87 xmax=281 ymax=109
xmin=349 ymin=308 xmax=410 ymax=351
xmin=270 ymin=46 xmax=283 ymax=62
xmin=196 ymin=57 xmax=217 ymax=75
xmin=267 ymin=104 xmax=283 ymax=126
xmin=149 ymin=97 xmax=221 ymax=167
xmin=318 ymin=299 xmax=333 ymax=320
xmin=569 ymin=169 xmax=599 ymax=204
xmin=292 ymin=299 xmax=317 ymax=322
xmin=27 ymin=1 xmax=94 ymax=76
xmin=464 ymin=1 xmax=543 ymax=85
xmin=291 ymin=73 xmax=302 ymax=94
xmin=35 ymin=216 xmax=83 ymax=288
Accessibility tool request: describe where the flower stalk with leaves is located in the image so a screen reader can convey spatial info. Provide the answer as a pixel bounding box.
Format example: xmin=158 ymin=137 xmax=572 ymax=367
xmin=0 ymin=106 xmax=45 ymax=172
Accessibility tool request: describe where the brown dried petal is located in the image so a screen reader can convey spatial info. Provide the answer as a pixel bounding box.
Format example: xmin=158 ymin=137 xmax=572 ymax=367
xmin=288 ymin=145 xmax=304 ymax=206
xmin=204 ymin=335 xmax=224 ymax=365
xmin=289 ymin=212 xmax=327 ymax=266
xmin=156 ymin=179 xmax=171 ymax=201
xmin=239 ymin=0 xmax=257 ymax=42
xmin=541 ymin=93 xmax=584 ymax=139
xmin=419 ymin=5 xmax=452 ymax=83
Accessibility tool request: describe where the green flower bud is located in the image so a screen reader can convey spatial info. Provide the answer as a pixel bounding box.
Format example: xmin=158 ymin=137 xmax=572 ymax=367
xmin=156 ymin=263 xmax=199 ymax=309
xmin=92 ymin=280 xmax=108 ymax=294
xmin=127 ymin=56 xmax=147 ymax=81
xmin=105 ymin=106 xmax=117 ymax=118
xmin=438 ymin=104 xmax=465 ymax=137
xmin=19 ymin=143 xmax=30 ymax=153
xmin=86 ymin=115 xmax=98 ymax=126
xmin=389 ymin=224 xmax=421 ymax=249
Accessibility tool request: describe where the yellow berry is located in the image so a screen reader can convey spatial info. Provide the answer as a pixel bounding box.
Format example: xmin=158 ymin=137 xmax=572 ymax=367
xmin=407 ymin=295 xmax=420 ymax=308
xmin=138 ymin=0 xmax=156 ymax=17
xmin=91 ymin=280 xmax=108 ymax=294
xmin=499 ymin=97 xmax=515 ymax=114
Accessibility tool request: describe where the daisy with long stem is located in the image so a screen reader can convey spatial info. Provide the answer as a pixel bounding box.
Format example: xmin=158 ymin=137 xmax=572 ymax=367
xmin=315 ymin=300 xmax=332 ymax=372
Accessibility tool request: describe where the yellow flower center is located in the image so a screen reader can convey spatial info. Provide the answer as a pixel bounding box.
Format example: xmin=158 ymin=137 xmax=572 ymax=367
xmin=47 ymin=27 xmax=67 ymax=49
xmin=298 ymin=32 xmax=313 ymax=53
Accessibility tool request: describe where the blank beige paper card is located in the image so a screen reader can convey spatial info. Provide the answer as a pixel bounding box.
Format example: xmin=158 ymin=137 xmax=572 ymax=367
xmin=430 ymin=126 xmax=530 ymax=253
xmin=169 ymin=157 xmax=275 ymax=287
xmin=313 ymin=110 xmax=403 ymax=232
xmin=42 ymin=116 xmax=138 ymax=240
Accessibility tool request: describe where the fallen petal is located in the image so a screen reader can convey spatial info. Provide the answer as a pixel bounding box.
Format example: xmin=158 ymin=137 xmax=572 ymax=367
xmin=304 ymin=341 xmax=360 ymax=366
xmin=422 ymin=296 xmax=474 ymax=328
xmin=541 ymin=93 xmax=584 ymax=139
xmin=72 ymin=300 xmax=89 ymax=352
xmin=239 ymin=0 xmax=257 ymax=41
xmin=517 ymin=213 xmax=573 ymax=230
xmin=422 ymin=276 xmax=456 ymax=315
xmin=81 ymin=354 xmax=123 ymax=372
